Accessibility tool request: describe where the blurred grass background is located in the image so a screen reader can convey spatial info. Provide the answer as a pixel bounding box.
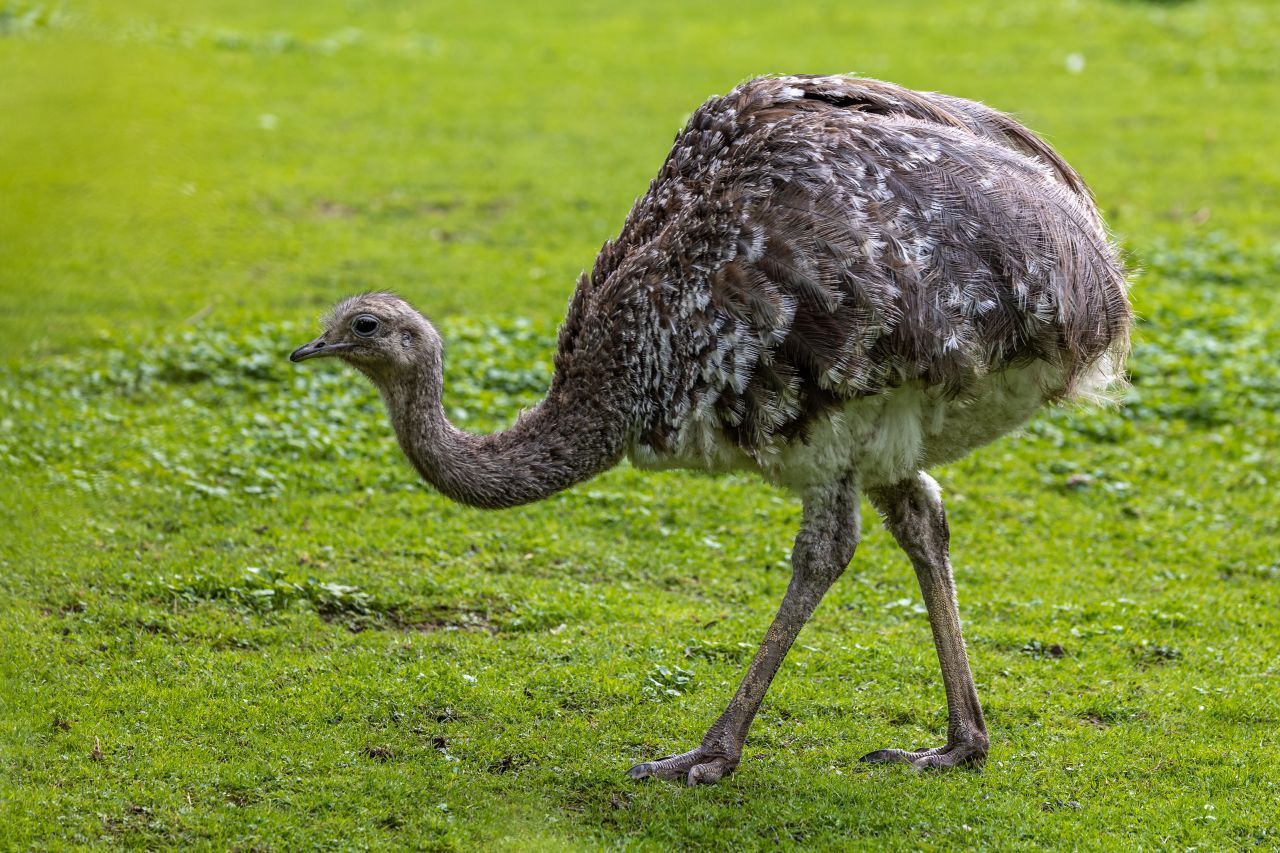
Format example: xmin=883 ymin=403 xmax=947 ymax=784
xmin=2 ymin=0 xmax=1277 ymax=354
xmin=2 ymin=0 xmax=1278 ymax=848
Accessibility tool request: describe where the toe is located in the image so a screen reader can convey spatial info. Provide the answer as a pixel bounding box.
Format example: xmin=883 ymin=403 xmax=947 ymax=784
xmin=626 ymin=762 xmax=655 ymax=780
xmin=686 ymin=759 xmax=733 ymax=786
xmin=626 ymin=752 xmax=695 ymax=782
xmin=628 ymin=746 xmax=739 ymax=785
xmin=864 ymin=743 xmax=981 ymax=768
xmin=910 ymin=744 xmax=987 ymax=770
xmin=911 ymin=752 xmax=954 ymax=770
xmin=627 ymin=760 xmax=685 ymax=782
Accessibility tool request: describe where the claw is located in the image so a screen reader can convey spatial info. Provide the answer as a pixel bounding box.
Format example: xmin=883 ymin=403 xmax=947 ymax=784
xmin=626 ymin=762 xmax=656 ymax=781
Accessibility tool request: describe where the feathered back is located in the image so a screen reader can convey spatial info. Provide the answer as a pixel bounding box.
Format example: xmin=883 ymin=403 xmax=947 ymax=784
xmin=553 ymin=75 xmax=1131 ymax=457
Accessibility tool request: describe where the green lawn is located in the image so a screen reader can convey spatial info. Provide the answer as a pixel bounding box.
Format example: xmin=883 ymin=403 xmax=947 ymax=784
xmin=3 ymin=0 xmax=1279 ymax=848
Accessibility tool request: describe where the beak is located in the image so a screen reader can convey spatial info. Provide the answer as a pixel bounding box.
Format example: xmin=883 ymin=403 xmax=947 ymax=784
xmin=289 ymin=336 xmax=348 ymax=363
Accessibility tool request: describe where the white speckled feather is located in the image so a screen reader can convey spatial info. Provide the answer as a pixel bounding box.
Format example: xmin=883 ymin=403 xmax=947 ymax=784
xmin=549 ymin=74 xmax=1130 ymax=486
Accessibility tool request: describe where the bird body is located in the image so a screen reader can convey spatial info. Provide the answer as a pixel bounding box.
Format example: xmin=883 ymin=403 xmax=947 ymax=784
xmin=550 ymin=75 xmax=1127 ymax=490
xmin=291 ymin=75 xmax=1131 ymax=784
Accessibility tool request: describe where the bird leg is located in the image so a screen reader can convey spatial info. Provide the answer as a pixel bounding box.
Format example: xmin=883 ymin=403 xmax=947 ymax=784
xmin=628 ymin=476 xmax=860 ymax=785
xmin=861 ymin=472 xmax=989 ymax=770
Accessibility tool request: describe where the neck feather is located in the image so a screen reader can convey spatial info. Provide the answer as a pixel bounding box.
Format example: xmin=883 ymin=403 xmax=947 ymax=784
xmin=375 ymin=355 xmax=626 ymax=509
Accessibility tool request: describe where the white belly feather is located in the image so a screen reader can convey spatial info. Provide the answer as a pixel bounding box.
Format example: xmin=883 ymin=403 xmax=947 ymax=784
xmin=628 ymin=359 xmax=1099 ymax=490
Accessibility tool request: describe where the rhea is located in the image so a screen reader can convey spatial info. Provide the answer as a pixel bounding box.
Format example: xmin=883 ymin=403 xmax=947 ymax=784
xmin=290 ymin=75 xmax=1130 ymax=785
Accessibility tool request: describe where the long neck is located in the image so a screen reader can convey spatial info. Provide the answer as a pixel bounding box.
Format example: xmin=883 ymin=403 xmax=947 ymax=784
xmin=376 ymin=355 xmax=628 ymax=509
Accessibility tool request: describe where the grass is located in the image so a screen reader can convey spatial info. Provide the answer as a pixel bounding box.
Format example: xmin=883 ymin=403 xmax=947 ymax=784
xmin=2 ymin=0 xmax=1278 ymax=848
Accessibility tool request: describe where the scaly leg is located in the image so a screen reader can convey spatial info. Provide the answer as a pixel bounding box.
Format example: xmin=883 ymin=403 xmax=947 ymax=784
xmin=862 ymin=472 xmax=989 ymax=769
xmin=628 ymin=475 xmax=861 ymax=785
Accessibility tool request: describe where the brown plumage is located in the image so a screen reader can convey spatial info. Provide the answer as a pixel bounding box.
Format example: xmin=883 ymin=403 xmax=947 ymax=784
xmin=291 ymin=75 xmax=1131 ymax=784
xmin=557 ymin=75 xmax=1128 ymax=466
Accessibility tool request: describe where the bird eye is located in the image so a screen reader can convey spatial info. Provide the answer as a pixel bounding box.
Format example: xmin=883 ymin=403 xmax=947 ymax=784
xmin=352 ymin=314 xmax=380 ymax=337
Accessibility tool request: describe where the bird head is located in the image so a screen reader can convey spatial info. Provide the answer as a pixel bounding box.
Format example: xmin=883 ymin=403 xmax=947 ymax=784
xmin=289 ymin=292 xmax=442 ymax=380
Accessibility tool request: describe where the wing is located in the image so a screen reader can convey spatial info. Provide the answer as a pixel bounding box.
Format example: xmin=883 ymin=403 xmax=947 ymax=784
xmin=694 ymin=110 xmax=1127 ymax=454
xmin=555 ymin=76 xmax=1129 ymax=459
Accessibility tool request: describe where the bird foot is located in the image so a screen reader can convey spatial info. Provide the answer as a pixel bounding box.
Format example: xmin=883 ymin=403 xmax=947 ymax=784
xmin=861 ymin=739 xmax=987 ymax=770
xmin=627 ymin=743 xmax=741 ymax=786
